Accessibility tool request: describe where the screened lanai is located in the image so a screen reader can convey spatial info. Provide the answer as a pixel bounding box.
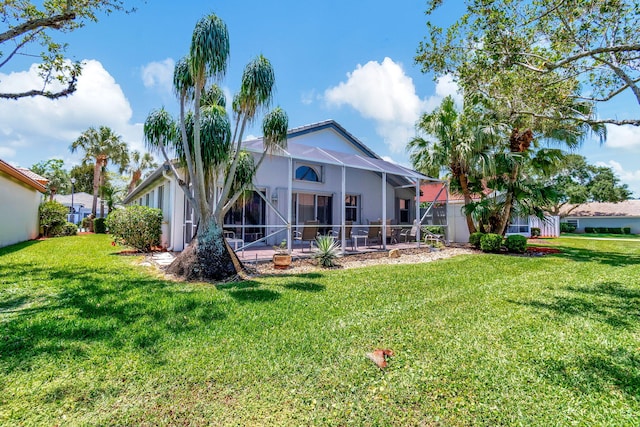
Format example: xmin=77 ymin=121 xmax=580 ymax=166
xmin=223 ymin=138 xmax=448 ymax=254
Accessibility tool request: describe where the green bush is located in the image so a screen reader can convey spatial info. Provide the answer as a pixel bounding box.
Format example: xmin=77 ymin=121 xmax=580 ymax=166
xmin=480 ymin=233 xmax=503 ymax=253
xmin=50 ymin=222 xmax=78 ymax=237
xmin=39 ymin=201 xmax=69 ymax=237
xmin=312 ymin=235 xmax=342 ymax=268
xmin=106 ymin=205 xmax=163 ymax=252
xmin=560 ymin=223 xmax=576 ymax=233
xmin=94 ymin=217 xmax=107 ymax=234
xmin=469 ymin=232 xmax=484 ymax=249
xmin=424 ymin=225 xmax=445 ymax=235
xmin=530 ymin=227 xmax=541 ymax=237
xmin=82 ymin=217 xmax=93 ymax=230
xmin=623 ymin=227 xmax=631 ymax=235
xmin=505 ymin=235 xmax=527 ymax=253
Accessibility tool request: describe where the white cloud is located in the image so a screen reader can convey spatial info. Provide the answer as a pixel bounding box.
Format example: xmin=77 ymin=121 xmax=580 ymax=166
xmin=0 ymin=60 xmax=144 ymax=166
xmin=301 ymin=89 xmax=317 ymax=105
xmin=324 ymin=57 xmax=460 ymax=153
xmin=0 ymin=146 xmax=16 ymax=158
xmin=604 ymin=124 xmax=640 ymax=150
xmin=141 ymin=58 xmax=175 ymax=94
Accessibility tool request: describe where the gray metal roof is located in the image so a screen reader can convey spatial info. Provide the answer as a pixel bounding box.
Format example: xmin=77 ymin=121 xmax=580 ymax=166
xmin=243 ymin=138 xmax=435 ymax=182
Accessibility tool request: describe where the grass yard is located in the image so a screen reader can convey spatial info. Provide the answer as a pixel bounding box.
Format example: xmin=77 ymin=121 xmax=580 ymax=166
xmin=560 ymin=233 xmax=640 ymax=240
xmin=1 ymin=235 xmax=639 ymax=426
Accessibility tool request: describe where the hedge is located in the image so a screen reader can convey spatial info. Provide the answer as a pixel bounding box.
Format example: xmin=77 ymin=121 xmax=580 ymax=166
xmin=106 ymin=206 xmax=163 ymax=252
xmin=505 ymin=235 xmax=527 ymax=253
xmin=480 ymin=233 xmax=503 ymax=253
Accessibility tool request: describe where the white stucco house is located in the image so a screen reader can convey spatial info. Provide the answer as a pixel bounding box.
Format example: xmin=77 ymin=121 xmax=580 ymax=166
xmin=560 ymin=200 xmax=640 ymax=234
xmin=123 ymin=120 xmax=446 ymax=252
xmin=0 ymin=159 xmax=47 ymax=248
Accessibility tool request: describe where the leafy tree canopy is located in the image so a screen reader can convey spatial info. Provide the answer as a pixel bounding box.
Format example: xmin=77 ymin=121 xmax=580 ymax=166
xmin=418 ymin=0 xmax=640 ymax=126
xmin=30 ymin=158 xmax=70 ymax=200
xmin=0 ymin=0 xmax=133 ymax=100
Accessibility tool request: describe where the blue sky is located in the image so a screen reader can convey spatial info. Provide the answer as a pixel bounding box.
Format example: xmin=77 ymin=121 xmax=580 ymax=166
xmin=1 ymin=0 xmax=639 ymax=196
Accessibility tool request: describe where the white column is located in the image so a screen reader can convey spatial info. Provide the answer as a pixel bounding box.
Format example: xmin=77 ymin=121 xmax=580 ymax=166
xmin=415 ymin=179 xmax=421 ymax=246
xmin=382 ymin=172 xmax=387 ymax=250
xmin=287 ymin=157 xmax=293 ymax=252
xmin=341 ymin=165 xmax=346 ymax=253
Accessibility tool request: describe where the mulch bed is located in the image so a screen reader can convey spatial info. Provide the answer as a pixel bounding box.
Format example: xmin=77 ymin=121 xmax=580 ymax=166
xmin=525 ymin=246 xmax=562 ymax=255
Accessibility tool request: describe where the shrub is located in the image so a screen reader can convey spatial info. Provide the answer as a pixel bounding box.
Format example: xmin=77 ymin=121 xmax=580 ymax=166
xmin=312 ymin=235 xmax=342 ymax=268
xmin=585 ymin=227 xmax=595 ymax=233
xmin=560 ymin=223 xmax=576 ymax=233
xmin=530 ymin=227 xmax=541 ymax=237
xmin=39 ymin=201 xmax=69 ymax=237
xmin=50 ymin=222 xmax=78 ymax=237
xmin=82 ymin=217 xmax=93 ymax=229
xmin=469 ymin=232 xmax=484 ymax=249
xmin=623 ymin=227 xmax=631 ymax=235
xmin=106 ymin=205 xmax=163 ymax=252
xmin=480 ymin=233 xmax=503 ymax=253
xmin=424 ymin=225 xmax=445 ymax=235
xmin=94 ymin=217 xmax=107 ymax=234
xmin=505 ymin=235 xmax=527 ymax=253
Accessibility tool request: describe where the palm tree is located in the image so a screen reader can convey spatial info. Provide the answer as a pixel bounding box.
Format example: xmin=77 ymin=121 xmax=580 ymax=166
xmin=70 ymin=126 xmax=129 ymax=216
xmin=144 ymin=14 xmax=288 ymax=281
xmin=409 ymin=96 xmax=496 ymax=234
xmin=127 ymin=151 xmax=157 ymax=194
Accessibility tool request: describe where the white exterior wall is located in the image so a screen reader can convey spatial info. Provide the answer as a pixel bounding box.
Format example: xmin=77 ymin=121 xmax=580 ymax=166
xmin=0 ymin=174 xmax=42 ymax=248
xmin=447 ymin=201 xmax=470 ymax=243
xmin=566 ymin=216 xmax=640 ymax=234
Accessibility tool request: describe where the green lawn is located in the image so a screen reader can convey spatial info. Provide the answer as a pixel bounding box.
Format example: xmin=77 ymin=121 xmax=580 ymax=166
xmin=1 ymin=235 xmax=639 ymax=426
xmin=560 ymin=232 xmax=640 ymax=239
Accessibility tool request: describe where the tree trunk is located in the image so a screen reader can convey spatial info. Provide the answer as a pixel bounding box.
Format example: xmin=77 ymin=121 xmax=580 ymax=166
xmin=128 ymin=170 xmax=142 ymax=194
xmin=459 ymin=174 xmax=477 ymax=234
xmin=92 ymin=159 xmax=102 ymax=215
xmin=167 ymin=218 xmax=246 ymax=282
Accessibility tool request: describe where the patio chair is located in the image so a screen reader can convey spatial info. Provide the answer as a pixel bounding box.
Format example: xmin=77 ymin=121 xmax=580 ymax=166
xmin=399 ymin=220 xmax=420 ymax=243
xmin=422 ymin=227 xmax=445 ymax=245
xmin=293 ymin=220 xmax=320 ymax=252
xmin=224 ymin=230 xmax=245 ymax=252
xmin=329 ymin=221 xmax=353 ymax=248
xmin=383 ymin=219 xmax=397 ymax=244
xmin=366 ymin=220 xmax=382 ymax=248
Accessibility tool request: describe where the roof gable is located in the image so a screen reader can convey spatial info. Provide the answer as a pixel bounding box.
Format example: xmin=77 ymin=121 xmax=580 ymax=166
xmin=0 ymin=159 xmax=47 ymax=192
xmin=562 ymin=200 xmax=640 ymax=217
xmin=282 ymin=120 xmax=379 ymax=158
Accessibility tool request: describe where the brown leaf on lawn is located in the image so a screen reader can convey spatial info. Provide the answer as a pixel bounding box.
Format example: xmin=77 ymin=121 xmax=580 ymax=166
xmin=366 ymin=348 xmax=395 ymax=369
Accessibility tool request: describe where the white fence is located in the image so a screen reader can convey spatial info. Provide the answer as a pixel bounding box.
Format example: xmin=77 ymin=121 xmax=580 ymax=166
xmin=529 ymin=215 xmax=560 ymax=237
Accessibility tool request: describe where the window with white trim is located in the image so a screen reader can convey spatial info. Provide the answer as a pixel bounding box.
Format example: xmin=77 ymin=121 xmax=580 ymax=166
xmin=295 ymin=164 xmax=322 ymax=182
xmin=345 ymin=195 xmax=359 ymax=222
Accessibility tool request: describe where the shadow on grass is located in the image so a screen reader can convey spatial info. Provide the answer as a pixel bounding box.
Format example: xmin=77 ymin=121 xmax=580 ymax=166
xmin=553 ymin=244 xmax=640 ymax=267
xmin=0 ymin=261 xmax=227 ymax=374
xmin=0 ymin=239 xmax=42 ymax=256
xmin=283 ymin=282 xmax=325 ymax=292
xmin=539 ymin=347 xmax=640 ymax=398
xmin=508 ymin=281 xmax=640 ymax=329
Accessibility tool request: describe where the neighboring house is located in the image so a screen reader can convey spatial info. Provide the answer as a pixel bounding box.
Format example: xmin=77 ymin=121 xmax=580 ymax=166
xmin=124 ymin=120 xmax=445 ymax=252
xmin=0 ymin=159 xmax=47 ymax=248
xmin=427 ymin=183 xmax=560 ymax=243
xmin=54 ymin=192 xmax=109 ymax=224
xmin=560 ymin=200 xmax=640 ymax=234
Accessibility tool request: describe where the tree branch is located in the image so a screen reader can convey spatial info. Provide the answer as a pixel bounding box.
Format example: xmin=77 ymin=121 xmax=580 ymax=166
xmin=511 ymin=110 xmax=640 ymax=126
xmin=0 ymin=73 xmax=78 ymax=99
xmin=0 ymin=12 xmax=76 ymax=44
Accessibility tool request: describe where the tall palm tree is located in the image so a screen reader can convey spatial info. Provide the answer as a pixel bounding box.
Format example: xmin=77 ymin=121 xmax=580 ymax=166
xmin=144 ymin=14 xmax=288 ymax=281
xmin=409 ymin=96 xmax=496 ymax=234
xmin=127 ymin=151 xmax=157 ymax=194
xmin=70 ymin=126 xmax=129 ymax=216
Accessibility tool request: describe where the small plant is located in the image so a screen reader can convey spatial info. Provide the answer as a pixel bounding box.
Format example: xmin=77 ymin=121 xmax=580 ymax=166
xmin=469 ymin=232 xmax=484 ymax=249
xmin=49 ymin=221 xmax=78 ymax=237
xmin=82 ymin=217 xmax=93 ymax=230
xmin=623 ymin=227 xmax=631 ymax=234
xmin=480 ymin=233 xmax=503 ymax=253
xmin=94 ymin=217 xmax=107 ymax=234
xmin=273 ymin=239 xmax=288 ymax=254
xmin=560 ymin=223 xmax=576 ymax=233
xmin=505 ymin=235 xmax=527 ymax=253
xmin=106 ymin=205 xmax=163 ymax=252
xmin=312 ymin=235 xmax=342 ymax=268
xmin=530 ymin=227 xmax=541 ymax=237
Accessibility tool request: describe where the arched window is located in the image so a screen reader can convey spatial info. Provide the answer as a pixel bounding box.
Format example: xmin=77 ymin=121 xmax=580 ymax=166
xmin=295 ymin=165 xmax=320 ymax=182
